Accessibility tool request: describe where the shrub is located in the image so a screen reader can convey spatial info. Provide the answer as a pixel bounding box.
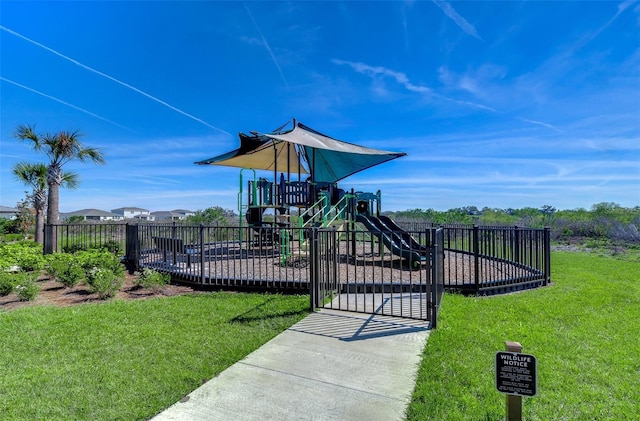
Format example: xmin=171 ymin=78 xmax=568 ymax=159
xmin=45 ymin=253 xmax=85 ymax=288
xmin=135 ymin=268 xmax=170 ymax=293
xmin=62 ymin=243 xmax=87 ymax=253
xmin=86 ymin=267 xmax=124 ymax=299
xmin=79 ymin=250 xmax=126 ymax=299
xmin=100 ymin=240 xmax=122 ymax=255
xmin=14 ymin=243 xmax=44 ymax=272
xmin=1 ymin=233 xmax=24 ymax=243
xmin=0 ymin=271 xmax=19 ymax=296
xmin=14 ymin=275 xmax=40 ymax=301
xmin=77 ymin=250 xmax=124 ymax=279
xmin=0 ymin=242 xmax=44 ymax=272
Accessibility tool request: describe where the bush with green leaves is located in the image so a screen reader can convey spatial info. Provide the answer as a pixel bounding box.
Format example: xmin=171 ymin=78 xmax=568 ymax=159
xmin=62 ymin=243 xmax=87 ymax=253
xmin=100 ymin=240 xmax=122 ymax=255
xmin=76 ymin=249 xmax=124 ymax=278
xmin=135 ymin=268 xmax=170 ymax=292
xmin=14 ymin=275 xmax=40 ymax=301
xmin=85 ymin=267 xmax=124 ymax=299
xmin=0 ymin=242 xmax=44 ymax=272
xmin=1 ymin=233 xmax=24 ymax=243
xmin=44 ymin=253 xmax=85 ymax=288
xmin=78 ymin=250 xmax=125 ymax=299
xmin=0 ymin=271 xmax=19 ymax=296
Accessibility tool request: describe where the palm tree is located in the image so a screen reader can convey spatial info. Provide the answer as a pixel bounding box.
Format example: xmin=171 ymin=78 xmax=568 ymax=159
xmin=12 ymin=162 xmax=79 ymax=244
xmin=14 ymin=124 xmax=105 ymax=251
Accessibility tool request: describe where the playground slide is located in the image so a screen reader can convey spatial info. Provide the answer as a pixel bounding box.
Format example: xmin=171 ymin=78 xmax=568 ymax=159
xmin=378 ymin=215 xmax=430 ymax=256
xmin=355 ymin=214 xmax=426 ymax=265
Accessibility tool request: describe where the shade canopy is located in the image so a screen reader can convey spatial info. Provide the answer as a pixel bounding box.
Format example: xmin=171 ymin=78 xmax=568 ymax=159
xmin=195 ymin=120 xmax=406 ymax=183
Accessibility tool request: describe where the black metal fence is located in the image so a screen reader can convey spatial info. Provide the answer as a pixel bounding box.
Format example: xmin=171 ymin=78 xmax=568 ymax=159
xmin=44 ymin=221 xmax=550 ymax=296
xmin=130 ymin=223 xmax=312 ymax=291
xmin=43 ymin=221 xmax=550 ymax=324
xmin=399 ymin=222 xmax=550 ymax=294
xmin=308 ymin=226 xmax=444 ymax=321
xmin=43 ymin=222 xmax=128 ymax=254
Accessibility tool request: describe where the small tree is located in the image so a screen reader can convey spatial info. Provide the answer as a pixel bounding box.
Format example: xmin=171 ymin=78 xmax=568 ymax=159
xmin=14 ymin=196 xmax=35 ymax=240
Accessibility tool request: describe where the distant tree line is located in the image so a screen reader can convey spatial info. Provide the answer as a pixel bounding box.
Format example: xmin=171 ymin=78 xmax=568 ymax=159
xmin=384 ymin=202 xmax=640 ymax=245
xmin=185 ymin=207 xmax=237 ymax=225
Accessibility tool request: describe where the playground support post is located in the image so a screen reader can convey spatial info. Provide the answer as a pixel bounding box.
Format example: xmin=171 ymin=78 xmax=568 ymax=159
xmin=238 ymin=168 xmax=256 ymax=243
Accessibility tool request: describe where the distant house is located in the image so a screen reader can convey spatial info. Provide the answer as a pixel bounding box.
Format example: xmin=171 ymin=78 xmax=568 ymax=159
xmin=151 ymin=209 xmax=194 ymax=221
xmin=61 ymin=209 xmax=124 ymax=221
xmin=111 ymin=207 xmax=154 ymax=221
xmin=0 ymin=206 xmax=18 ymax=220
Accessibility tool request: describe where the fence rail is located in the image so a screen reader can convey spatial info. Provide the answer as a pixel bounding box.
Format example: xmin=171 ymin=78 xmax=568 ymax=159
xmin=44 ymin=221 xmax=550 ymax=319
xmin=401 ymin=222 xmax=550 ymax=294
xmin=44 ymin=222 xmax=128 ymax=254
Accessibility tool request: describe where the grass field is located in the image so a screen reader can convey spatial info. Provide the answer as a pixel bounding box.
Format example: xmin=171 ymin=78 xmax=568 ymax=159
xmin=407 ymin=251 xmax=640 ymax=420
xmin=1 ymin=251 xmax=638 ymax=420
xmin=0 ymin=293 xmax=309 ymax=420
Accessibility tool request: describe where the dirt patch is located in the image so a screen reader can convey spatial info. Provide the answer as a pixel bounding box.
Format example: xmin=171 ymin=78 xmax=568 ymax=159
xmin=0 ymin=272 xmax=199 ymax=312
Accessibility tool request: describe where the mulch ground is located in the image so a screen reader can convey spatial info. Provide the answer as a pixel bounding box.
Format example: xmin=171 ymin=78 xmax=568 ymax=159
xmin=0 ymin=272 xmax=199 ymax=312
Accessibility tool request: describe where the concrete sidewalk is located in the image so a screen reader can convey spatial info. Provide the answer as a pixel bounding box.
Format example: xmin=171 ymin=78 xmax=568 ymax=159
xmin=152 ymin=309 xmax=430 ymax=421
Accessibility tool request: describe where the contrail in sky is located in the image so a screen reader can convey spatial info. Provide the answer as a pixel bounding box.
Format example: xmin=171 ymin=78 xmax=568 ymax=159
xmin=1 ymin=76 xmax=132 ymax=131
xmin=243 ymin=4 xmax=289 ymax=89
xmin=332 ymin=59 xmax=496 ymax=111
xmin=520 ymin=118 xmax=562 ymax=132
xmin=0 ymin=25 xmax=231 ymax=137
xmin=432 ymin=0 xmax=483 ymax=41
xmin=332 ymin=59 xmax=431 ymax=93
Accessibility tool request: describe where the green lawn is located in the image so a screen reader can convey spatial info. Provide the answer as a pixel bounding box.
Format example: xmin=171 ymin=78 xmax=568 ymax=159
xmin=407 ymin=252 xmax=640 ymax=420
xmin=2 ymin=252 xmax=638 ymax=420
xmin=0 ymin=292 xmax=309 ymax=420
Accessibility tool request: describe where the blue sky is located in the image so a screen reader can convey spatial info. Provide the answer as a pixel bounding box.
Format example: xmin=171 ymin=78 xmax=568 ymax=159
xmin=1 ymin=1 xmax=638 ymax=214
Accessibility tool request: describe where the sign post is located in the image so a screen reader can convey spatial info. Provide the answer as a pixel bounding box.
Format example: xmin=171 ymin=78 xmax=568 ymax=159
xmin=495 ymin=341 xmax=537 ymax=421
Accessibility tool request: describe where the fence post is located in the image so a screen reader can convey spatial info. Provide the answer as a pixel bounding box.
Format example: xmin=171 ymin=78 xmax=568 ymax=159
xmin=125 ymin=223 xmax=140 ymax=273
xmin=473 ymin=225 xmax=479 ymax=294
xmin=543 ymin=227 xmax=551 ymax=286
xmin=514 ymin=225 xmax=520 ymax=265
xmin=430 ymin=228 xmax=438 ymax=328
xmin=309 ymin=227 xmax=318 ymax=311
xmin=200 ymin=224 xmax=206 ymax=285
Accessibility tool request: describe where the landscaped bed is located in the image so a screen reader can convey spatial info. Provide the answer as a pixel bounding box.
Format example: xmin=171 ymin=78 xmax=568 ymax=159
xmin=0 ymin=271 xmax=197 ymax=311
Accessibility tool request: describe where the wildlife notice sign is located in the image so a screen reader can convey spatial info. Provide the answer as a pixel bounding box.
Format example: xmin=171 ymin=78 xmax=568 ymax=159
xmin=495 ymin=351 xmax=537 ymax=397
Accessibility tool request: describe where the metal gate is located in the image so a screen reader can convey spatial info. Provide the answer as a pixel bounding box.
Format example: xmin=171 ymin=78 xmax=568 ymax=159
xmin=311 ymin=227 xmax=444 ymax=324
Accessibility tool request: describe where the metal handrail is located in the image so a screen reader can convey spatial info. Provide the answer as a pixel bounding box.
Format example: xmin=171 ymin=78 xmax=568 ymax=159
xmin=298 ymin=195 xmax=328 ymax=228
xmin=324 ymin=194 xmax=353 ymax=227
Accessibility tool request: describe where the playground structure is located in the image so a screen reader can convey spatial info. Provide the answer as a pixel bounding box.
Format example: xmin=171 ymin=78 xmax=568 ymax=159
xmin=196 ymin=119 xmax=429 ymax=268
xmin=105 ymin=120 xmax=548 ymax=324
xmin=37 ymin=120 xmax=551 ymax=326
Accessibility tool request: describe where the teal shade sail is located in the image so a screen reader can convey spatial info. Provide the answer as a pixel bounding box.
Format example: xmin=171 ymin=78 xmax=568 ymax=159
xmin=196 ymin=120 xmax=405 ymax=183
